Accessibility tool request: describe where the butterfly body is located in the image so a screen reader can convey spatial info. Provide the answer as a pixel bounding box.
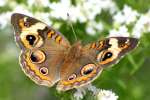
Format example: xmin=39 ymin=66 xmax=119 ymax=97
xmin=11 ymin=13 xmax=139 ymax=91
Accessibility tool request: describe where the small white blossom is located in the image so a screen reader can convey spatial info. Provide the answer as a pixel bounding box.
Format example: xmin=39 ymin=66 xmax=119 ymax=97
xmin=109 ymin=26 xmax=130 ymax=37
xmin=34 ymin=12 xmax=52 ymax=25
xmin=38 ymin=0 xmax=49 ymax=7
xmin=27 ymin=0 xmax=35 ymax=6
xmin=113 ymin=5 xmax=139 ymax=25
xmin=49 ymin=0 xmax=117 ymax=23
xmin=87 ymin=84 xmax=99 ymax=94
xmin=13 ymin=5 xmax=32 ymax=16
xmin=74 ymin=84 xmax=118 ymax=100
xmin=97 ymin=90 xmax=118 ymax=100
xmin=86 ymin=26 xmax=96 ymax=35
xmin=0 ymin=0 xmax=7 ymax=7
xmin=27 ymin=0 xmax=49 ymax=7
xmin=49 ymin=0 xmax=72 ymax=20
xmin=132 ymin=12 xmax=150 ymax=38
xmin=74 ymin=88 xmax=86 ymax=100
xmin=0 ymin=12 xmax=12 ymax=29
xmin=86 ymin=21 xmax=103 ymax=35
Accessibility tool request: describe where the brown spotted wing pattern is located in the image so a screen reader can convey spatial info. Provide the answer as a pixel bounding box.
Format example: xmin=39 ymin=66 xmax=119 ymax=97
xmin=11 ymin=13 xmax=139 ymax=91
xmin=11 ymin=13 xmax=70 ymax=86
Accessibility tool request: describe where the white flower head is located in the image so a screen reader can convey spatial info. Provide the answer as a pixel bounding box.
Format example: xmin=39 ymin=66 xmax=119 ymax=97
xmin=27 ymin=0 xmax=35 ymax=6
xmin=109 ymin=25 xmax=130 ymax=37
xmin=86 ymin=21 xmax=103 ymax=35
xmin=49 ymin=0 xmax=72 ymax=20
xmin=27 ymin=0 xmax=50 ymax=7
xmin=132 ymin=11 xmax=150 ymax=38
xmin=0 ymin=12 xmax=12 ymax=29
xmin=87 ymin=84 xmax=99 ymax=94
xmin=0 ymin=0 xmax=7 ymax=7
xmin=48 ymin=0 xmax=118 ymax=23
xmin=97 ymin=89 xmax=118 ymax=100
xmin=73 ymin=84 xmax=118 ymax=100
xmin=34 ymin=12 xmax=52 ymax=25
xmin=86 ymin=26 xmax=96 ymax=35
xmin=74 ymin=87 xmax=86 ymax=100
xmin=13 ymin=5 xmax=32 ymax=16
xmin=113 ymin=5 xmax=139 ymax=25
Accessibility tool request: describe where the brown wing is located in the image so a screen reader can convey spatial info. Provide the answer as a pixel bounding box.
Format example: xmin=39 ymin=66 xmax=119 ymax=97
xmin=57 ymin=42 xmax=103 ymax=91
xmin=11 ymin=13 xmax=70 ymax=50
xmin=11 ymin=13 xmax=70 ymax=87
xmin=83 ymin=37 xmax=139 ymax=68
xmin=56 ymin=37 xmax=138 ymax=91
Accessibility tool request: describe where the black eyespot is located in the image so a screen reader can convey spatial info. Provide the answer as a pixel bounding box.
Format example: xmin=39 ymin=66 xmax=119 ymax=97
xmin=24 ymin=21 xmax=30 ymax=27
xmin=81 ymin=64 xmax=95 ymax=75
xmin=40 ymin=67 xmax=48 ymax=75
xmin=102 ymin=52 xmax=113 ymax=61
xmin=26 ymin=35 xmax=36 ymax=45
xmin=30 ymin=50 xmax=46 ymax=63
xmin=68 ymin=74 xmax=77 ymax=80
xmin=83 ymin=68 xmax=93 ymax=75
xmin=31 ymin=53 xmax=38 ymax=62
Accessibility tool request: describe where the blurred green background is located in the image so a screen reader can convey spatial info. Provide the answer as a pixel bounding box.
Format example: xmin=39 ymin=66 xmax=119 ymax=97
xmin=0 ymin=0 xmax=150 ymax=100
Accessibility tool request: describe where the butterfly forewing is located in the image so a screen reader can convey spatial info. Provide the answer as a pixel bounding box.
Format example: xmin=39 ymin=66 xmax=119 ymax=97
xmin=83 ymin=37 xmax=139 ymax=68
xmin=11 ymin=13 xmax=70 ymax=87
xmin=11 ymin=13 xmax=70 ymax=50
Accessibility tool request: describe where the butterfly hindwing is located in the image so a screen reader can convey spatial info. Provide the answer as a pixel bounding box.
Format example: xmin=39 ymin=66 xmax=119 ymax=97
xmin=57 ymin=42 xmax=103 ymax=91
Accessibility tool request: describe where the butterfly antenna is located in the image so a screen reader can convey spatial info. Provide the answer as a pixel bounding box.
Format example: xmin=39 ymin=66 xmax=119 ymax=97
xmin=67 ymin=13 xmax=77 ymax=41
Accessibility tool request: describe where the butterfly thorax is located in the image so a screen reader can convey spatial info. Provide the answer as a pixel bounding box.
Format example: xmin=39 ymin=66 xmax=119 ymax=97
xmin=64 ymin=41 xmax=82 ymax=61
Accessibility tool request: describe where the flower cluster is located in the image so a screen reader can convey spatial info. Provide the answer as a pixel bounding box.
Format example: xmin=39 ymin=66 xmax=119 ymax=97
xmin=110 ymin=5 xmax=150 ymax=38
xmin=97 ymin=89 xmax=118 ymax=100
xmin=0 ymin=0 xmax=116 ymax=34
xmin=73 ymin=84 xmax=118 ymax=100
xmin=0 ymin=0 xmax=149 ymax=38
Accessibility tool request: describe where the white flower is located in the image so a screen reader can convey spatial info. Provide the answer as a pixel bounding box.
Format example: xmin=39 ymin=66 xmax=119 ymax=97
xmin=113 ymin=12 xmax=125 ymax=24
xmin=38 ymin=0 xmax=49 ymax=7
xmin=73 ymin=84 xmax=118 ymax=100
xmin=34 ymin=12 xmax=52 ymax=25
xmin=109 ymin=26 xmax=130 ymax=37
xmin=97 ymin=0 xmax=118 ymax=14
xmin=86 ymin=25 xmax=95 ymax=36
xmin=113 ymin=5 xmax=139 ymax=25
xmin=97 ymin=90 xmax=118 ymax=100
xmin=132 ymin=13 xmax=150 ymax=38
xmin=94 ymin=22 xmax=103 ymax=32
xmin=86 ymin=21 xmax=103 ymax=35
xmin=27 ymin=0 xmax=49 ymax=7
xmin=0 ymin=0 xmax=7 ymax=7
xmin=0 ymin=12 xmax=12 ymax=29
xmin=49 ymin=0 xmax=117 ymax=23
xmin=27 ymin=0 xmax=35 ymax=6
xmin=13 ymin=5 xmax=32 ymax=16
xmin=74 ymin=88 xmax=86 ymax=100
xmin=49 ymin=0 xmax=72 ymax=20
xmin=87 ymin=84 xmax=99 ymax=94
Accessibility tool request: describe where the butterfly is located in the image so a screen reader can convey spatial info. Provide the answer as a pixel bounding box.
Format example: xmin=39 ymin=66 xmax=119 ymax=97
xmin=11 ymin=13 xmax=139 ymax=91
